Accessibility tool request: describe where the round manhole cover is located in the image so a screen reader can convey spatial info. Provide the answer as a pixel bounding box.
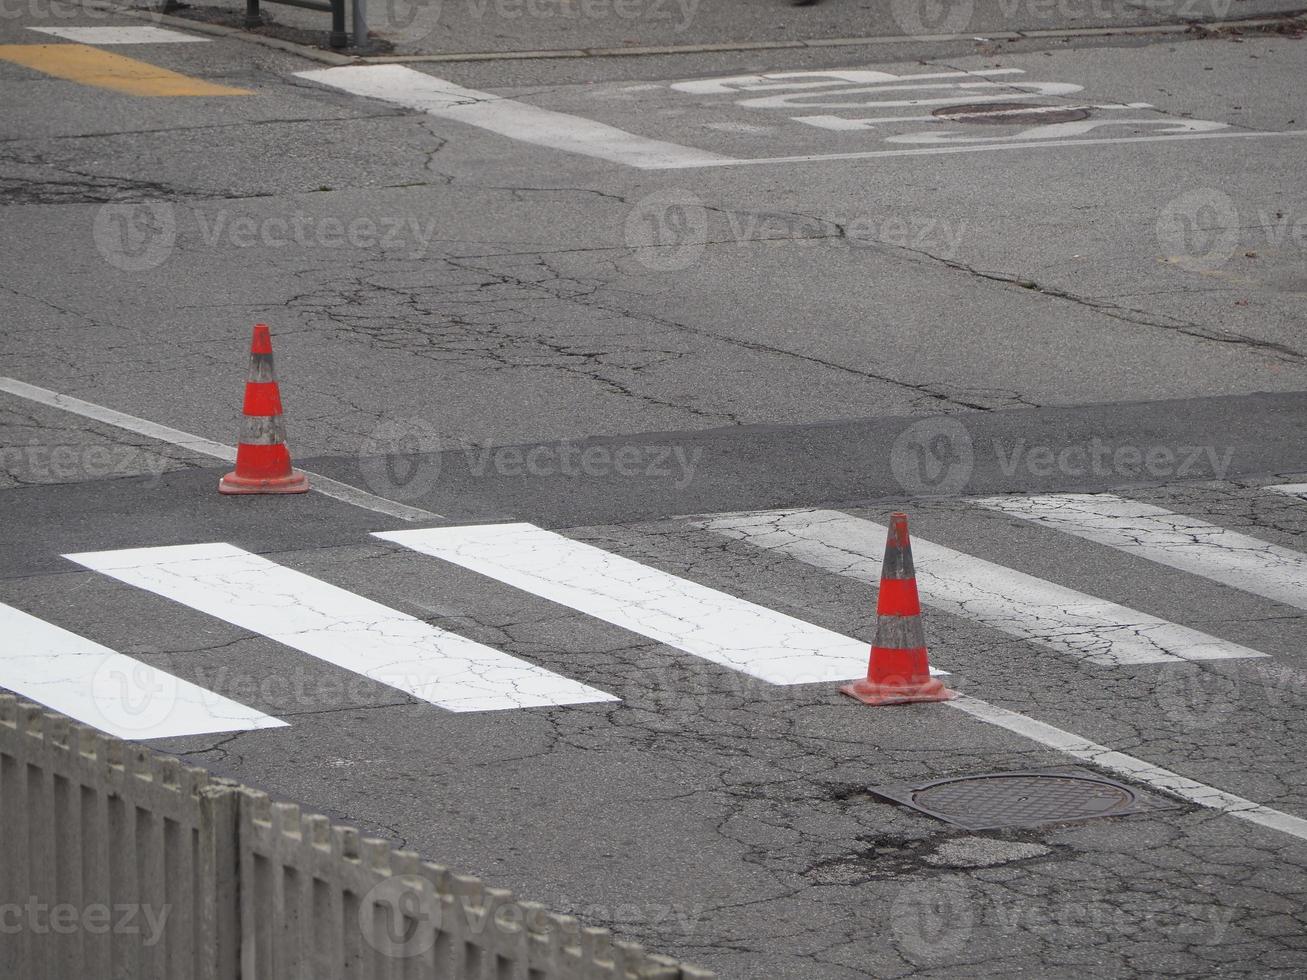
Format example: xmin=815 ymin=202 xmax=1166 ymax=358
xmin=913 ymin=774 xmax=1135 ymax=826
xmin=931 ymin=103 xmax=1092 ymax=125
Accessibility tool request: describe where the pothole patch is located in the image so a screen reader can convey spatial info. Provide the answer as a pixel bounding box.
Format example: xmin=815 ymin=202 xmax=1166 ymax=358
xmin=923 ymin=836 xmax=1051 ymax=869
xmin=806 ymin=833 xmax=1059 ymax=884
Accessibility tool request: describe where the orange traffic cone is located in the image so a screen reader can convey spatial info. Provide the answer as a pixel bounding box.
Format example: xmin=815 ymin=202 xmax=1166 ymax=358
xmin=218 ymin=324 xmax=308 ymax=495
xmin=841 ymin=513 xmax=955 ymax=705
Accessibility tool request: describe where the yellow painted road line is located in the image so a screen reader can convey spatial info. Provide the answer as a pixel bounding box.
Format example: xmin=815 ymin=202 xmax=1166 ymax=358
xmin=0 ymin=43 xmax=251 ymax=96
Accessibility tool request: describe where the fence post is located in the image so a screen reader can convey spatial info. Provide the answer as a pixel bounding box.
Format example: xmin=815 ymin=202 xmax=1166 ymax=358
xmin=244 ymin=0 xmax=262 ymax=28
xmin=198 ymin=785 xmax=241 ymax=980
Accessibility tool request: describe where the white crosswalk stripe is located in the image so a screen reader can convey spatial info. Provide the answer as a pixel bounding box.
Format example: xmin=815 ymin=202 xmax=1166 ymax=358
xmin=63 ymin=542 xmax=618 ymax=713
xmin=696 ymin=509 xmax=1268 ymax=666
xmin=976 ymin=493 xmax=1307 ymax=612
xmin=373 ymin=523 xmax=942 ymax=685
xmin=296 ymin=66 xmax=737 ymax=170
xmin=0 ymin=601 xmax=286 ymax=739
xmin=26 ymin=26 xmax=209 ymax=44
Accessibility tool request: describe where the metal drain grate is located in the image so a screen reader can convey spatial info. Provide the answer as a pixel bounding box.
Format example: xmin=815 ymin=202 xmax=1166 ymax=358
xmin=931 ymin=103 xmax=1092 ymax=125
xmin=869 ymin=768 xmax=1179 ymax=831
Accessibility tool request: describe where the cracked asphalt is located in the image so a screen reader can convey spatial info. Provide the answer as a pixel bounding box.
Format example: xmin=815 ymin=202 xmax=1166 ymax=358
xmin=2 ymin=3 xmax=1306 ymax=977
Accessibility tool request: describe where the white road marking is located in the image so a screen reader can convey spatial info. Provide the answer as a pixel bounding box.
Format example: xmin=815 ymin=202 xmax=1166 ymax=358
xmin=0 ymin=601 xmax=286 ymax=740
xmin=0 ymin=376 xmax=236 ymax=460
xmin=948 ymin=695 xmax=1307 ymax=843
xmin=1268 ymin=483 xmax=1307 ymax=500
xmin=288 ymin=64 xmax=1307 ymax=169
xmin=0 ymin=376 xmax=441 ymax=522
xmin=697 ymin=509 xmax=1266 ymax=666
xmin=668 ymin=68 xmax=1028 ymax=95
xmin=734 ymin=80 xmax=1084 ymax=110
xmin=661 ymin=128 xmax=1307 ymax=168
xmin=27 ymin=26 xmax=208 ymax=44
xmin=977 ymin=494 xmax=1307 ymax=613
xmin=885 ymin=117 xmax=1227 ymax=145
xmin=64 ymin=543 xmax=617 ymax=713
xmin=294 ymin=65 xmax=738 ymax=170
xmin=373 ymin=523 xmax=943 ymax=685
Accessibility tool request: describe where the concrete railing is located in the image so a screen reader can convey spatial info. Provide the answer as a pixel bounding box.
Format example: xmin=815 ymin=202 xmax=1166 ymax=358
xmin=0 ymin=695 xmax=714 ymax=980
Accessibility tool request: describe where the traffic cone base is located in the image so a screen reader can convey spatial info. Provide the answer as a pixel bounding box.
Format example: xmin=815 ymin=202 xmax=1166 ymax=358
xmin=218 ymin=469 xmax=309 ymax=494
xmin=840 ymin=676 xmax=956 ymax=706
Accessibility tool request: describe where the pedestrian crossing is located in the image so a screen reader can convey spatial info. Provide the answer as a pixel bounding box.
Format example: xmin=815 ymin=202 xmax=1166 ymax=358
xmin=0 ymin=486 xmax=1302 ymax=741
